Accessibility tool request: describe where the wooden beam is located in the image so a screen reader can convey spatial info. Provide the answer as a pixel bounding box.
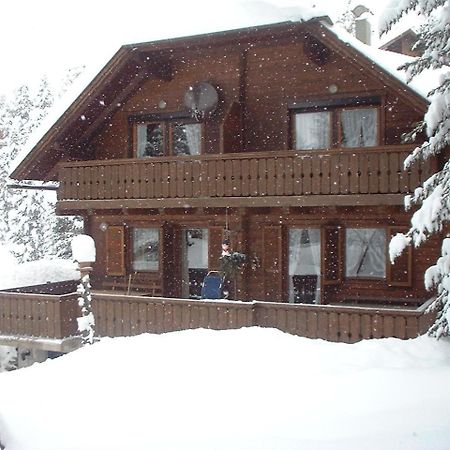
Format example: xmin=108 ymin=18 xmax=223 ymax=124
xmin=56 ymin=193 xmax=405 ymax=214
xmin=80 ymin=70 xmax=149 ymax=147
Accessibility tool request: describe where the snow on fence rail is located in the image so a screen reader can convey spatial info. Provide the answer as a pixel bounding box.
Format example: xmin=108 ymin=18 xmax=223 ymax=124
xmin=0 ymin=289 xmax=436 ymax=343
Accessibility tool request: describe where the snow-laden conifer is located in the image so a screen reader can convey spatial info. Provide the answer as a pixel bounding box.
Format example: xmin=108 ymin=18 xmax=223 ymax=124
xmin=381 ymin=0 xmax=450 ymax=337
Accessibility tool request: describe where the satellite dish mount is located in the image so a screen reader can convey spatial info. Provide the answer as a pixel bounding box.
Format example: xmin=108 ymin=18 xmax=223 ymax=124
xmin=184 ymin=82 xmax=219 ymax=121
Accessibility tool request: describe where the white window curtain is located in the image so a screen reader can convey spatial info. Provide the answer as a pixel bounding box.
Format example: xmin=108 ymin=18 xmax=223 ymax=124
xmin=288 ymin=228 xmax=321 ymax=303
xmin=184 ymin=124 xmax=201 ymax=155
xmin=186 ymin=229 xmax=208 ymax=269
xmin=341 ymin=108 xmax=377 ymax=148
xmin=345 ymin=228 xmax=386 ymax=278
xmin=295 ymin=111 xmax=330 ymax=150
xmin=136 ymin=124 xmax=148 ymax=158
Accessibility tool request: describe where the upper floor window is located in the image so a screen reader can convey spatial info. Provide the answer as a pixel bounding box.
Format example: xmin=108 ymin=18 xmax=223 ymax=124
xmin=291 ymin=98 xmax=380 ymax=150
xmin=135 ymin=120 xmax=202 ymax=158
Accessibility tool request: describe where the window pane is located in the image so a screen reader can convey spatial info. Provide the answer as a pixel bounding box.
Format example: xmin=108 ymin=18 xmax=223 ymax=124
xmin=345 ymin=228 xmax=386 ymax=278
xmin=132 ymin=228 xmax=160 ymax=271
xmin=136 ymin=123 xmax=164 ymax=157
xmin=173 ymin=123 xmax=201 ymax=155
xmin=341 ymin=108 xmax=377 ymax=148
xmin=288 ymin=228 xmax=321 ymax=303
xmin=295 ymin=111 xmax=330 ymax=150
xmin=186 ymin=229 xmax=209 ymax=269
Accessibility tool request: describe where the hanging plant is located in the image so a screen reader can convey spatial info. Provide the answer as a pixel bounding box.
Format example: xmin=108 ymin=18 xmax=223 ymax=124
xmin=220 ymin=240 xmax=246 ymax=277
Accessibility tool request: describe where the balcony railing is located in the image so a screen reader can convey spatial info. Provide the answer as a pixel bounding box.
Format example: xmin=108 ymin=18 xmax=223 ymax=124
xmin=0 ymin=289 xmax=435 ymax=343
xmin=57 ymin=146 xmax=434 ymax=205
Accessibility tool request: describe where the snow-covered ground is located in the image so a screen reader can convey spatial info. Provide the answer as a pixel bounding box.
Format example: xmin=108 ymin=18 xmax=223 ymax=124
xmin=0 ymin=327 xmax=449 ymax=450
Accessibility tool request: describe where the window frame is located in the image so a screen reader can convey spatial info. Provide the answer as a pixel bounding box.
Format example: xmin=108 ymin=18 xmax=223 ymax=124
xmin=289 ymin=96 xmax=383 ymax=150
xmin=131 ymin=115 xmax=204 ymax=157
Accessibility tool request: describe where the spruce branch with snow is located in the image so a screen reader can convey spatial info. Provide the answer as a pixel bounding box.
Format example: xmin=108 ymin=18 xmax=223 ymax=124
xmin=382 ymin=0 xmax=450 ymax=337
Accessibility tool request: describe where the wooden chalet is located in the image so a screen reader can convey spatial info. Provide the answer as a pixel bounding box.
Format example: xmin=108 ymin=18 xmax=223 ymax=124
xmin=380 ymin=29 xmax=422 ymax=57
xmin=2 ymin=16 xmax=441 ymax=354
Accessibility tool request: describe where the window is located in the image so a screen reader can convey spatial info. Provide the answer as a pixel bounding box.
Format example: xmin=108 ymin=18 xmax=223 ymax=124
xmin=136 ymin=123 xmax=164 ymax=157
xmin=288 ymin=228 xmax=321 ymax=303
xmin=172 ymin=123 xmax=202 ymax=156
xmin=134 ymin=120 xmax=202 ymax=157
xmin=132 ymin=228 xmax=160 ymax=272
xmin=292 ymin=100 xmax=379 ymax=150
xmin=294 ymin=111 xmax=331 ymax=150
xmin=345 ymin=228 xmax=386 ymax=278
xmin=341 ymin=108 xmax=377 ymax=148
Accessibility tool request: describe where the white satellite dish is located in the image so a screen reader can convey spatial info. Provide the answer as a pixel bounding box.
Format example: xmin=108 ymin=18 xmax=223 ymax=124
xmin=184 ymin=82 xmax=219 ymax=120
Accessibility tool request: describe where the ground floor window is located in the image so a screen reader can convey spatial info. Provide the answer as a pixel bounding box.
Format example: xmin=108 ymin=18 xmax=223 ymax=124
xmin=288 ymin=228 xmax=321 ymax=303
xmin=132 ymin=228 xmax=160 ymax=272
xmin=345 ymin=228 xmax=386 ymax=278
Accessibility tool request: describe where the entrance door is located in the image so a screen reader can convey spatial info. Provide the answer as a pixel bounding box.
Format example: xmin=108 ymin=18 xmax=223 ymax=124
xmin=288 ymin=228 xmax=321 ymax=304
xmin=181 ymin=228 xmax=209 ymax=298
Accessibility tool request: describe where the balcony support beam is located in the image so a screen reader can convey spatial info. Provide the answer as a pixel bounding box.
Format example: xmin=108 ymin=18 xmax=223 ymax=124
xmin=56 ymin=193 xmax=405 ymax=214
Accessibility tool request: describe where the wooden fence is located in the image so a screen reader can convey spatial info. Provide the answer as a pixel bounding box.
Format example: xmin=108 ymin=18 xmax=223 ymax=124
xmin=0 ymin=291 xmax=435 ymax=343
xmin=58 ymin=146 xmax=434 ymax=202
xmin=0 ymin=292 xmax=79 ymax=339
xmin=92 ymin=293 xmax=435 ymax=343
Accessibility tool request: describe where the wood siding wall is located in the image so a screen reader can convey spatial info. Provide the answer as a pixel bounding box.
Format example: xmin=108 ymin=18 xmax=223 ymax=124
xmin=58 ymin=146 xmax=434 ymax=204
xmin=90 ymin=34 xmax=425 ymax=162
xmin=86 ymin=204 xmax=440 ymax=305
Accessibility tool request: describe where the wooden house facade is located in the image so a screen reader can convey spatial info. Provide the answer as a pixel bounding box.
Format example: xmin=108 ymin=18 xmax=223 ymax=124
xmin=11 ymin=18 xmax=440 ymax=311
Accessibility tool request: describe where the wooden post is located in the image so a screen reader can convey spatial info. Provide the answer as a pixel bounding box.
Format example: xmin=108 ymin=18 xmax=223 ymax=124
xmin=72 ymin=234 xmax=97 ymax=345
xmin=77 ymin=261 xmax=95 ymax=345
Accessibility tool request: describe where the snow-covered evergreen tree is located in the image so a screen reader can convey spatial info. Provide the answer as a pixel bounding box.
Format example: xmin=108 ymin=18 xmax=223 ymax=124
xmin=0 ymin=69 xmax=84 ymax=263
xmin=336 ymin=0 xmax=356 ymax=35
xmin=381 ymin=1 xmax=450 ymax=338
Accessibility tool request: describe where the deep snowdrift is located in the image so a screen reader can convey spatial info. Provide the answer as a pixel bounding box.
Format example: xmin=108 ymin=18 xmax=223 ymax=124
xmin=0 ymin=327 xmax=449 ymax=450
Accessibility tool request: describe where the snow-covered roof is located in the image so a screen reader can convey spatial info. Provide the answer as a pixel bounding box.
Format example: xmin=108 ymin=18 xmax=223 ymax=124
xmin=328 ymin=24 xmax=442 ymax=100
xmin=9 ymin=0 xmax=443 ymax=180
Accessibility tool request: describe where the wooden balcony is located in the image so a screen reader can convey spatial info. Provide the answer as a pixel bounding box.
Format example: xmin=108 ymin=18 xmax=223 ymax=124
xmin=0 ymin=289 xmax=436 ymax=346
xmin=57 ymin=145 xmax=435 ymax=210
